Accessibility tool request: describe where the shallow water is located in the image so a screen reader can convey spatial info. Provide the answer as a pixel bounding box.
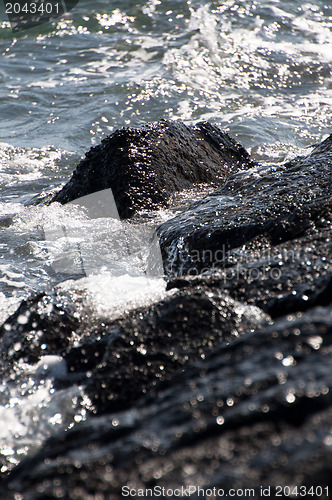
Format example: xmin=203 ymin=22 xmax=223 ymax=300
xmin=0 ymin=0 xmax=331 ymax=474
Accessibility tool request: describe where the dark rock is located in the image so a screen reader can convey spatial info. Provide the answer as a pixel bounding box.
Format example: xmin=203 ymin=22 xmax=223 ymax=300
xmin=307 ymin=133 xmax=332 ymax=154
xmin=167 ymin=227 xmax=332 ymax=318
xmin=0 ymin=292 xmax=81 ymax=373
xmin=0 ymin=280 xmax=269 ymax=414
xmin=158 ymin=135 xmax=332 ymax=276
xmin=2 ymin=305 xmax=332 ymax=499
xmin=81 ymin=288 xmax=269 ymax=413
xmin=53 ymin=120 xmax=255 ymax=218
xmin=1 ymin=125 xmax=332 ymax=500
xmin=0 ymin=285 xmax=268 ymax=388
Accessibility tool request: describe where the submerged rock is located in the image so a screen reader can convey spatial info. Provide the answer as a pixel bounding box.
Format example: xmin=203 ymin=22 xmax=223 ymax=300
xmin=53 ymin=120 xmax=254 ymax=218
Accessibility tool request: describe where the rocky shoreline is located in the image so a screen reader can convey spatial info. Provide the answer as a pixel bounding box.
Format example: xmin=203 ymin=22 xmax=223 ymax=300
xmin=1 ymin=121 xmax=331 ymax=499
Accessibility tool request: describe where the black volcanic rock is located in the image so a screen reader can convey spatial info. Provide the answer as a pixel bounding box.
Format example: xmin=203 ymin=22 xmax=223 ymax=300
xmin=80 ymin=288 xmax=269 ymax=413
xmin=158 ymin=135 xmax=332 ymax=276
xmin=2 ymin=305 xmax=332 ymax=499
xmin=0 ymin=292 xmax=81 ymax=374
xmin=53 ymin=120 xmax=255 ymax=218
xmin=0 ymin=285 xmax=269 ymax=410
xmin=167 ymin=226 xmax=332 ymax=319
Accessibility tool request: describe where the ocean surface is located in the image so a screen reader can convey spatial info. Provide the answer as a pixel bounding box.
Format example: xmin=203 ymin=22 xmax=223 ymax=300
xmin=0 ymin=0 xmax=331 ymax=473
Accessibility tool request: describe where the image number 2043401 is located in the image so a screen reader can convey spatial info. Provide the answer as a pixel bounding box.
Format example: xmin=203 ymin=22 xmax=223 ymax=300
xmin=4 ymin=0 xmax=79 ymax=32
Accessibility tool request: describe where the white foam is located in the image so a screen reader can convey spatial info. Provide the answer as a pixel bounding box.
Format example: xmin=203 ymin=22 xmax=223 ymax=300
xmin=0 ymin=357 xmax=92 ymax=473
xmin=0 ymin=293 xmax=22 ymax=324
xmin=34 ymin=355 xmax=68 ymax=381
xmin=58 ymin=273 xmax=168 ymax=321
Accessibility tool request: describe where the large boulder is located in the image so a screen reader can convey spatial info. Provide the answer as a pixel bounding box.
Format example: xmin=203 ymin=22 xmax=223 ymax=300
xmin=81 ymin=288 xmax=269 ymax=413
xmin=53 ymin=120 xmax=255 ymax=218
xmin=2 ymin=305 xmax=332 ymax=499
xmin=0 ymin=284 xmax=269 ymax=413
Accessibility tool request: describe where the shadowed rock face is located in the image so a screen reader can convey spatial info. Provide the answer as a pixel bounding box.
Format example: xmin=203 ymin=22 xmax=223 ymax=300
xmin=1 ymin=127 xmax=332 ymax=499
xmin=82 ymin=290 xmax=269 ymax=414
xmin=2 ymin=305 xmax=332 ymax=499
xmin=0 ymin=286 xmax=270 ymax=411
xmin=53 ymin=120 xmax=254 ymax=218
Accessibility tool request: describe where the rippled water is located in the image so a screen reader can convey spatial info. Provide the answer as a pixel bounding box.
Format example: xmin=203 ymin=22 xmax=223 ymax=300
xmin=1 ymin=0 xmax=332 ymax=151
xmin=0 ymin=0 xmax=331 ymax=473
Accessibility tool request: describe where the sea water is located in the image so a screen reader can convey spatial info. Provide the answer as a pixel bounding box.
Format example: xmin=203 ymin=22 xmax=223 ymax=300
xmin=0 ymin=0 xmax=331 ymax=471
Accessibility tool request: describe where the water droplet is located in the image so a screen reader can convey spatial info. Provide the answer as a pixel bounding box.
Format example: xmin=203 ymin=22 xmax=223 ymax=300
xmin=282 ymin=355 xmax=295 ymax=366
xmin=17 ymin=314 xmax=29 ymax=325
xmin=324 ymin=435 xmax=332 ymax=447
xmin=49 ymin=413 xmax=62 ymax=425
xmin=286 ymin=393 xmax=296 ymax=403
xmin=307 ymin=336 xmax=323 ymax=350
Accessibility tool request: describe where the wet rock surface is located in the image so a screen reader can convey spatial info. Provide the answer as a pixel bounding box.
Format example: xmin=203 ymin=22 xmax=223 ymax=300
xmin=2 ymin=306 xmax=332 ymax=499
xmin=1 ymin=127 xmax=332 ymax=499
xmin=158 ymin=136 xmax=332 ymax=275
xmin=53 ymin=120 xmax=254 ymax=218
xmin=167 ymin=227 xmax=332 ymax=318
xmin=0 ymin=292 xmax=81 ymax=375
xmin=0 ymin=286 xmax=270 ymax=411
xmin=81 ymin=289 xmax=269 ymax=414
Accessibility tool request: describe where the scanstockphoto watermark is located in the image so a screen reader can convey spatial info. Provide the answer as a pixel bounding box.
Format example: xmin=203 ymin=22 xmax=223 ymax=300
xmin=122 ymin=485 xmax=330 ymax=498
xmin=164 ymin=244 xmax=307 ymax=281
xmin=1 ymin=0 xmax=79 ymax=32
xmin=43 ymin=188 xmax=164 ymax=280
xmin=164 ymin=262 xmax=284 ymax=282
xmin=164 ymin=260 xmax=284 ymax=282
xmin=166 ymin=245 xmax=304 ymax=268
xmin=122 ymin=485 xmax=258 ymax=498
xmin=41 ymin=187 xmax=312 ymax=282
